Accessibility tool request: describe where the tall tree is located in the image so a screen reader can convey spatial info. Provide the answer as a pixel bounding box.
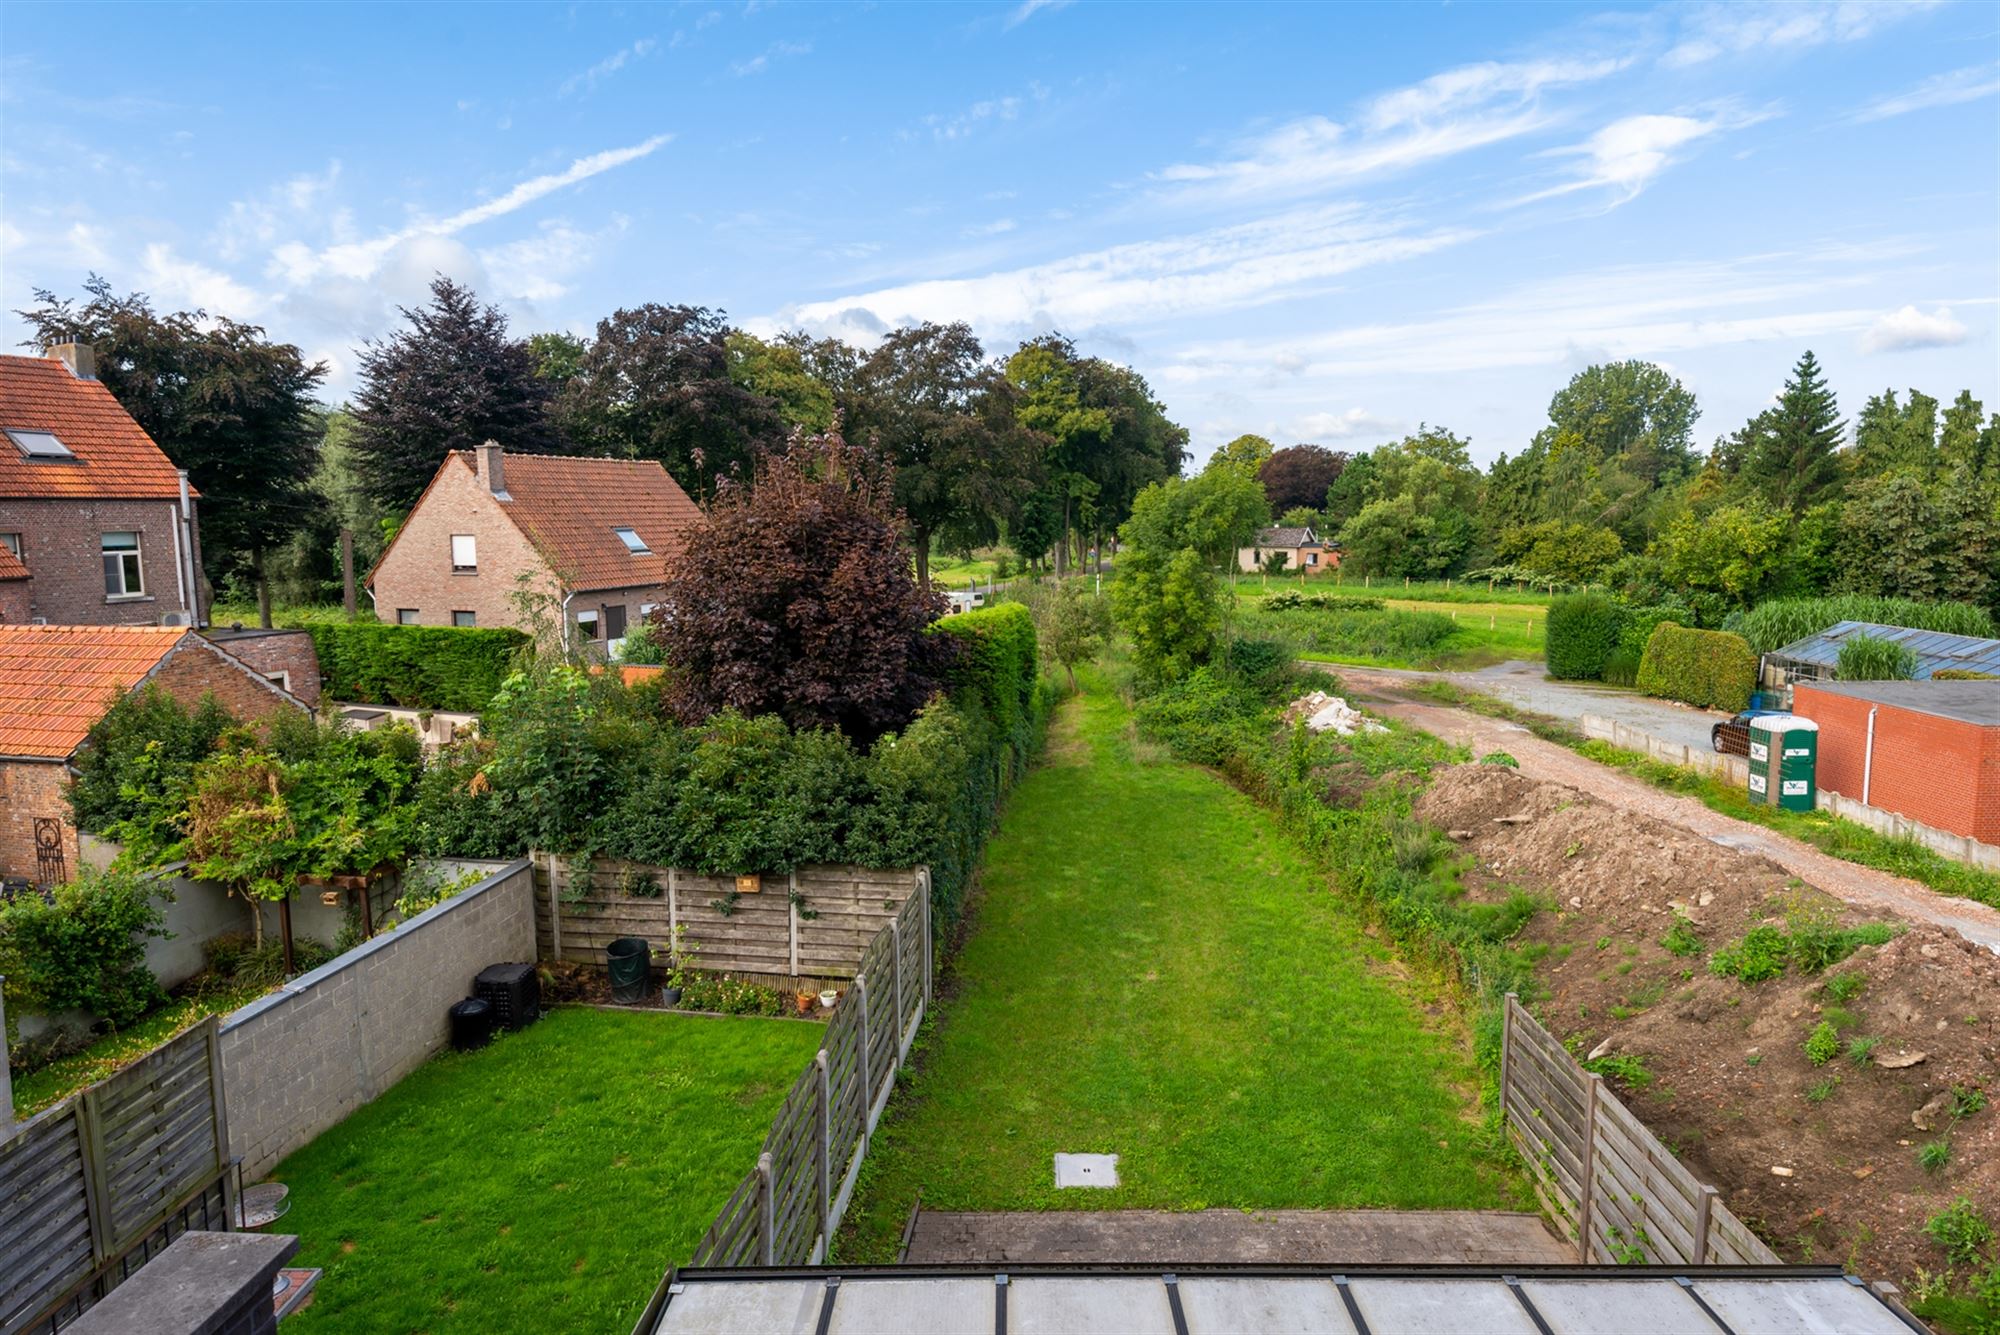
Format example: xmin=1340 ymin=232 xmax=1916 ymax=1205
xmin=1939 ymin=390 xmax=1997 ymax=478
xmin=555 ymin=303 xmax=783 ymax=500
xmin=1257 ymin=444 xmax=1347 ymax=514
xmin=1205 ymin=433 xmax=1273 ymax=476
xmin=1541 ymin=360 xmax=1699 ymax=488
xmin=726 ymin=330 xmax=838 ymax=435
xmin=1743 ymin=350 xmax=1845 ymax=514
xmin=1850 ymin=387 xmax=1938 ymax=480
xmin=351 ymin=277 xmax=558 ymax=512
xmin=1006 ymin=336 xmax=1111 ymax=576
xmin=848 ymin=323 xmax=1039 ymax=586
xmin=18 ymin=278 xmax=326 ymax=616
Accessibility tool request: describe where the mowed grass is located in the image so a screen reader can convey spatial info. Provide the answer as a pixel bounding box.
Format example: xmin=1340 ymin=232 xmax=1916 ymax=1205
xmin=835 ymin=674 xmax=1524 ymax=1261
xmin=269 ymin=1008 xmax=820 ymax=1334
xmin=1234 ymin=594 xmax=1545 ymax=669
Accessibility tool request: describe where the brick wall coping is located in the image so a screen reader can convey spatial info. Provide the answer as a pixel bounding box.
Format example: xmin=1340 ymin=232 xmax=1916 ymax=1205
xmin=220 ymin=857 xmax=527 ymax=1033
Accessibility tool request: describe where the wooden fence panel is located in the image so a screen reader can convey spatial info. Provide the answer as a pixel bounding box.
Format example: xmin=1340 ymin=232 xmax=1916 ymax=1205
xmin=1501 ymin=995 xmax=1779 ymax=1268
xmin=0 ymin=1020 xmax=230 ymax=1335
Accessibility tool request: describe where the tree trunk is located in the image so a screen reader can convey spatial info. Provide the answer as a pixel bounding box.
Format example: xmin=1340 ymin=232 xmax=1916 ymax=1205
xmin=255 ymin=548 xmax=273 ymax=629
xmin=1092 ymin=522 xmax=1103 ymax=575
xmin=1056 ymin=494 xmax=1070 ymax=579
xmin=279 ymin=894 xmax=295 ymax=977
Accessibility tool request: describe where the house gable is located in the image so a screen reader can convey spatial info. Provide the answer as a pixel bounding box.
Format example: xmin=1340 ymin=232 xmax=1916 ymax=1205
xmin=366 ymin=453 xmax=559 ymax=629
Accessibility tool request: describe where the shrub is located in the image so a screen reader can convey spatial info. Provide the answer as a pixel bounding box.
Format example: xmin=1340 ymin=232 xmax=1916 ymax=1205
xmin=1732 ymin=596 xmax=1995 ymax=656
xmin=306 ymin=622 xmax=528 ymax=711
xmin=1636 ymin=622 xmax=1757 ymax=711
xmin=1661 ymin=913 xmax=1702 ymax=957
xmin=0 ymin=867 xmax=167 ymax=1027
xmin=1545 ymin=593 xmax=1625 ymax=681
xmin=1837 ymin=634 xmax=1919 ymax=681
xmin=67 ymin=687 xmax=236 ymax=837
xmin=1925 ymin=1198 xmax=1995 ymax=1266
xmin=1263 ymin=592 xmax=1386 ymax=612
xmin=1709 ymin=925 xmax=1789 ymax=982
xmin=1804 ymin=1020 xmax=1840 ymax=1065
xmin=1935 ymin=669 xmax=2000 ymax=681
xmin=1133 ymin=668 xmax=1267 ymax=769
xmin=1601 ymin=649 xmax=1641 ymax=688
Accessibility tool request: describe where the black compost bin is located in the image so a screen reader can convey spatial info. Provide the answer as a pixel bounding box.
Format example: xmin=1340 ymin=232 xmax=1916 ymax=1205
xmin=606 ymin=936 xmax=652 ymax=1004
xmin=449 ymin=997 xmax=496 ymax=1052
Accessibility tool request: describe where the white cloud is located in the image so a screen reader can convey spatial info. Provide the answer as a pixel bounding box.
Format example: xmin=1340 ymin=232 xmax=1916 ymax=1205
xmin=777 ymin=204 xmax=1477 ymax=340
xmin=1852 ymin=62 xmax=2000 ymax=122
xmin=920 ymin=95 xmax=1020 ymax=142
xmin=1152 ymin=56 xmax=1624 ymax=204
xmin=1511 ymin=112 xmax=1733 ymax=207
xmin=561 ymin=38 xmax=659 ymax=97
xmin=1663 ymin=0 xmax=1942 ymax=68
xmin=139 ymin=242 xmax=269 ymax=316
xmin=1862 ymin=304 xmax=1968 ymax=353
xmin=962 ymin=218 xmax=1018 ymax=238
xmin=1291 ymin=408 xmax=1399 ymax=441
xmin=731 ymin=40 xmax=809 ymax=77
xmin=1003 ymin=0 xmax=1071 ymax=30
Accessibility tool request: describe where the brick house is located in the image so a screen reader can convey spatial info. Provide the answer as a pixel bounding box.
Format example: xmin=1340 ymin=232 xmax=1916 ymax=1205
xmin=367 ymin=442 xmax=702 ymax=650
xmin=1792 ymin=681 xmax=2000 ymax=845
xmin=0 ymin=346 xmax=206 ymax=627
xmin=0 ymin=625 xmax=307 ymax=884
xmin=202 ymin=626 xmax=324 ymax=707
xmin=1236 ymin=524 xmax=1340 ymax=575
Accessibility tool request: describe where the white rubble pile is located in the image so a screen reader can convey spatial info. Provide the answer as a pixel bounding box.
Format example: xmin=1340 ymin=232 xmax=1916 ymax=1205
xmin=1287 ymin=691 xmax=1387 ymax=736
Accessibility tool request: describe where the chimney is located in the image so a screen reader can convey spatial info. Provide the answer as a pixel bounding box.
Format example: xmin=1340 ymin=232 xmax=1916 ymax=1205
xmin=49 ymin=343 xmax=96 ymax=380
xmin=476 ymin=440 xmax=506 ymax=497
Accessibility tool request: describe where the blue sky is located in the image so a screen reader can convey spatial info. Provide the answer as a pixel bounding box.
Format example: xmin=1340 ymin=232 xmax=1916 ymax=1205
xmin=3 ymin=0 xmax=1995 ymax=467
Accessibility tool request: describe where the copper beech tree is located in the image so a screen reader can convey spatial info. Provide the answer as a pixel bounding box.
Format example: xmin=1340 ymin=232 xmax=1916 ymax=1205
xmin=653 ymin=431 xmax=952 ymax=741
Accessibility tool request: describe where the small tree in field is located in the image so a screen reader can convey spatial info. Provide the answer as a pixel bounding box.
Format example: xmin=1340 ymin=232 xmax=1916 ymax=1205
xmin=656 ymin=430 xmax=949 ymax=740
xmin=1041 ymin=583 xmax=1112 ymax=690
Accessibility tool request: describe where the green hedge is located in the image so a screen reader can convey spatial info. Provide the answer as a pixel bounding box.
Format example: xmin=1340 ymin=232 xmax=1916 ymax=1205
xmin=307 ymin=623 xmax=529 ymax=712
xmin=1636 ymin=622 xmax=1757 ymax=711
xmin=1545 ymin=594 xmax=1624 ymax=681
xmin=1732 ymin=597 xmax=1995 ymax=656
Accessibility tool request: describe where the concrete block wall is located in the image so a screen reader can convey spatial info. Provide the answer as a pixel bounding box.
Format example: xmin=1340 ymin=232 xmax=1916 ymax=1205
xmin=219 ymin=858 xmax=533 ymax=1179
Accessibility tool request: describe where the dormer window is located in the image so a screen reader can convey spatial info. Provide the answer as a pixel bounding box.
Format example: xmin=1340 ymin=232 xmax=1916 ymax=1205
xmin=7 ymin=428 xmax=74 ymax=460
xmin=613 ymin=526 xmax=650 ymax=554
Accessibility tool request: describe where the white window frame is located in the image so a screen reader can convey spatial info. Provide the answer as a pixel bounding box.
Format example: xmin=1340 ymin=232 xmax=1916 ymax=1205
xmin=613 ymin=526 xmax=651 ymax=555
xmin=397 ymin=608 xmax=420 ymax=625
xmin=264 ymin=670 xmax=292 ymax=692
xmin=450 ymin=534 xmax=477 ymax=572
xmin=452 ymin=610 xmax=477 ymax=628
xmin=575 ymin=608 xmax=601 ymax=640
xmin=102 ymin=531 xmax=144 ymax=598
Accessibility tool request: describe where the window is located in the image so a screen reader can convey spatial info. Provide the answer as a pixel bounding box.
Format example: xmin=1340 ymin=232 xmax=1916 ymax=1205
xmin=450 ymin=534 xmax=477 ymax=572
xmin=1306 ymin=552 xmax=1319 ymax=566
xmin=603 ymin=604 xmax=627 ymax=641
xmin=397 ymin=608 xmax=420 ymax=625
xmin=452 ymin=610 xmax=477 ymax=628
xmin=575 ymin=609 xmax=600 ymax=640
xmin=102 ymin=532 xmax=143 ymax=597
xmin=613 ymin=526 xmax=650 ymax=555
xmin=0 ymin=533 xmax=20 ymax=557
xmin=264 ymin=671 xmax=292 ymax=692
xmin=6 ymin=428 xmax=73 ymax=459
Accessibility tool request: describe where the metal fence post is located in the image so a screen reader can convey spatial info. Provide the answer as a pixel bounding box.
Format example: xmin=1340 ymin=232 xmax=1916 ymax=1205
xmin=856 ymin=974 xmax=873 ymax=1142
xmin=1694 ymin=1185 xmax=1717 ymax=1264
xmin=815 ymin=1050 xmax=832 ymax=1249
xmin=1577 ymin=1073 xmax=1603 ymax=1263
xmin=756 ymin=1152 xmax=775 ymax=1265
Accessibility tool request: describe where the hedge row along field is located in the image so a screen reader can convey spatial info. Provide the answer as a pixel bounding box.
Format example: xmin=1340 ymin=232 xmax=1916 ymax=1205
xmin=307 ymin=622 xmax=529 ymax=712
xmin=1636 ymin=622 xmax=1758 ymax=711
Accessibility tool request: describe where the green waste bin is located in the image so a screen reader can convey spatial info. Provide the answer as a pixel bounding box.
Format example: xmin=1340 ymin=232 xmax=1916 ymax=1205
xmin=1748 ymin=715 xmax=1819 ymax=812
xmin=606 ymin=936 xmax=652 ymax=1004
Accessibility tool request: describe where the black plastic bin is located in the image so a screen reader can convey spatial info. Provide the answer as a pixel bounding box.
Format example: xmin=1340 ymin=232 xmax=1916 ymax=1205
xmin=606 ymin=937 xmax=652 ymax=1005
xmin=474 ymin=962 xmax=540 ymax=1030
xmin=449 ymin=997 xmax=496 ymax=1052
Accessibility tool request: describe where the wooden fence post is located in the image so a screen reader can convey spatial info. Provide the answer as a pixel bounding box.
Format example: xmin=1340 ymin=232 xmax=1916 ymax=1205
xmin=0 ymin=975 xmax=13 ymax=1142
xmin=788 ymin=872 xmax=801 ymax=979
xmin=815 ymin=1050 xmax=832 ymax=1249
xmin=1499 ymin=993 xmax=1515 ymax=1124
xmin=74 ymin=1089 xmax=113 ymax=1266
xmin=756 ymin=1152 xmax=775 ymax=1265
xmin=921 ymin=871 xmax=933 ymax=1008
xmin=890 ymin=919 xmax=904 ymax=1035
xmin=545 ymin=852 xmax=563 ymax=963
xmin=668 ymin=868 xmax=678 ymax=942
xmin=1577 ymin=1073 xmax=1603 ymax=1263
xmin=1694 ymin=1184 xmax=1717 ymax=1264
xmin=856 ymin=974 xmax=873 ymax=1143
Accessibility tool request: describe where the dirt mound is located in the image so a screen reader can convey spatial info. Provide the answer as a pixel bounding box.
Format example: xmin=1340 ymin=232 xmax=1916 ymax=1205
xmin=1418 ymin=762 xmax=2000 ymax=1292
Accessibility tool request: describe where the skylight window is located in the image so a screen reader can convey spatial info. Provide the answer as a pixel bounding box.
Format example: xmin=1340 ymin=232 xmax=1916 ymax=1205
xmin=7 ymin=429 xmax=74 ymax=459
xmin=613 ymin=526 xmax=651 ymax=554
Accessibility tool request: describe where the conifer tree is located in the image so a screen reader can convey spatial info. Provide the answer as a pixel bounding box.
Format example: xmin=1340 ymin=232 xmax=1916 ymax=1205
xmin=1745 ymin=349 xmax=1845 ymax=514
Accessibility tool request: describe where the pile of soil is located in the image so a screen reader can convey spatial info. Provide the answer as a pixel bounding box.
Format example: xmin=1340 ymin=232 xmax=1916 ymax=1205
xmin=1416 ymin=763 xmax=1999 ymax=1289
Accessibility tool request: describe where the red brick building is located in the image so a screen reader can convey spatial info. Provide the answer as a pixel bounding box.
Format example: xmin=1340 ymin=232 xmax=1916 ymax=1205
xmin=0 ymin=346 xmax=206 ymax=627
xmin=0 ymin=625 xmax=306 ymax=884
xmin=366 ymin=442 xmax=701 ymax=650
xmin=202 ymin=626 xmax=323 ymax=707
xmin=1792 ymin=681 xmax=2000 ymax=844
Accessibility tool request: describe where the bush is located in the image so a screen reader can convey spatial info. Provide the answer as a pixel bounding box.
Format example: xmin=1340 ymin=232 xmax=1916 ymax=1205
xmin=1601 ymin=650 xmax=1640 ymax=688
xmin=1804 ymin=1020 xmax=1840 ymax=1065
xmin=306 ymin=622 xmax=528 ymax=711
xmin=1545 ymin=593 xmax=1625 ymax=681
xmin=67 ymin=687 xmax=236 ymax=837
xmin=0 ymin=867 xmax=166 ymax=1027
xmin=1837 ymin=634 xmax=1919 ymax=681
xmin=1263 ymin=592 xmax=1386 ymax=612
xmin=1636 ymin=622 xmax=1757 ymax=711
xmin=1925 ymin=1198 xmax=1995 ymax=1266
xmin=1732 ymin=596 xmax=1995 ymax=656
xmin=1134 ymin=668 xmax=1269 ymax=769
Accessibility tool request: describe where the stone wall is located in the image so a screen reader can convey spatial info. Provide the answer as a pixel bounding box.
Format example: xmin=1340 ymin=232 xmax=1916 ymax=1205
xmin=218 ymin=858 xmax=533 ymax=1179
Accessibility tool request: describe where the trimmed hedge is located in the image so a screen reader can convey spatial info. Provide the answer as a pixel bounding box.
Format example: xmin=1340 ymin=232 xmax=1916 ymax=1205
xmin=1636 ymin=622 xmax=1757 ymax=711
xmin=307 ymin=623 xmax=529 ymax=712
xmin=1545 ymin=594 xmax=1624 ymax=681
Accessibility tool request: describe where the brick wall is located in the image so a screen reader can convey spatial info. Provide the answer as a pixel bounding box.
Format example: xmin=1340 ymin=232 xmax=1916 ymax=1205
xmin=1793 ymin=685 xmax=2000 ymax=843
xmin=201 ymin=629 xmax=322 ymax=707
xmin=0 ymin=497 xmax=201 ymax=626
xmin=0 ymin=760 xmax=76 ymax=883
xmin=0 ymin=578 xmax=28 ymax=623
xmin=368 ymin=458 xmax=560 ymax=630
xmin=152 ymin=637 xmax=310 ymax=723
xmin=218 ymin=859 xmax=534 ymax=1178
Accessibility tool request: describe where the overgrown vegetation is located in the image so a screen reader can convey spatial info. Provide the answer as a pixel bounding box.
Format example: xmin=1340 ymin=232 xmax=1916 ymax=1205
xmin=305 ymin=621 xmax=529 ymax=712
xmin=1836 ymin=633 xmax=1919 ymax=681
xmin=0 ymin=867 xmax=166 ymax=1030
xmin=1731 ymin=596 xmax=1996 ymax=656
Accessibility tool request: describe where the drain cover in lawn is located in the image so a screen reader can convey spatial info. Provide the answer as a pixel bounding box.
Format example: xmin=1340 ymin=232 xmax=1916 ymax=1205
xmin=1054 ymin=1153 xmax=1119 ymax=1188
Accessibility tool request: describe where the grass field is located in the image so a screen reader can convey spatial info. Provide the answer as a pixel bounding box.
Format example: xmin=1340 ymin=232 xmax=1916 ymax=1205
xmin=833 ymin=671 xmax=1524 ymax=1262
xmin=268 ymin=1008 xmax=820 ymax=1334
xmin=1233 ymin=592 xmax=1545 ymax=669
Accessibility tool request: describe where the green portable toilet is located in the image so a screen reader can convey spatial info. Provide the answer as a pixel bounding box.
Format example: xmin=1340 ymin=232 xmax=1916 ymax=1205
xmin=1748 ymin=715 xmax=1819 ymax=812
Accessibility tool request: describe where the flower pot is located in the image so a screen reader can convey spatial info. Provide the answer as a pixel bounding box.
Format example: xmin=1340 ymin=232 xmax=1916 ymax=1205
xmin=661 ymin=986 xmax=683 ymax=1008
xmin=818 ymin=989 xmax=839 ymax=1010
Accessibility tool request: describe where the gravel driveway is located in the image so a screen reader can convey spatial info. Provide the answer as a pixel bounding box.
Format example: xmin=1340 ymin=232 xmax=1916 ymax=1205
xmin=1453 ymin=660 xmax=1731 ymax=752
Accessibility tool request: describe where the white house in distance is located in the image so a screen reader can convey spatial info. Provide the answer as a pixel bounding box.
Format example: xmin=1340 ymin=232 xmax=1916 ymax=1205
xmin=1236 ymin=525 xmax=1340 ymax=576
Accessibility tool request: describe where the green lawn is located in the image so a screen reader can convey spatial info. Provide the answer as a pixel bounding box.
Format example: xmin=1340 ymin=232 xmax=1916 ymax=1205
xmin=834 ymin=673 xmax=1525 ymax=1261
xmin=269 ymin=1008 xmax=820 ymax=1334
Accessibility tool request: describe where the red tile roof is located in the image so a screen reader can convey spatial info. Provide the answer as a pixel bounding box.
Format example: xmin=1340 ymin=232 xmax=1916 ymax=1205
xmin=0 ymin=546 xmax=27 ymax=581
xmin=0 ymin=624 xmax=190 ymax=758
xmin=0 ymin=354 xmax=194 ymax=500
xmin=459 ymin=451 xmax=703 ymax=593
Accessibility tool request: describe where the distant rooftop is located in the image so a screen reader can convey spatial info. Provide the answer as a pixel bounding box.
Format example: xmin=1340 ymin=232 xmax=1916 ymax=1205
xmin=1796 ymin=679 xmax=2000 ymax=728
xmin=1770 ymin=620 xmax=2000 ymax=681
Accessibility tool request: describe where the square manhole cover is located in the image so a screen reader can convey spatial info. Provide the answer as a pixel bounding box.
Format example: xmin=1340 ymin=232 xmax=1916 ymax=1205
xmin=1054 ymin=1153 xmax=1119 ymax=1188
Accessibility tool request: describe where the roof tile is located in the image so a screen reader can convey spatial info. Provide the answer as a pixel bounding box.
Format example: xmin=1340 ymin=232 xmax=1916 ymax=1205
xmin=0 ymin=545 xmax=27 ymax=581
xmin=0 ymin=624 xmax=188 ymax=758
xmin=0 ymin=355 xmax=193 ymax=500
xmin=465 ymin=451 xmax=703 ymax=592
